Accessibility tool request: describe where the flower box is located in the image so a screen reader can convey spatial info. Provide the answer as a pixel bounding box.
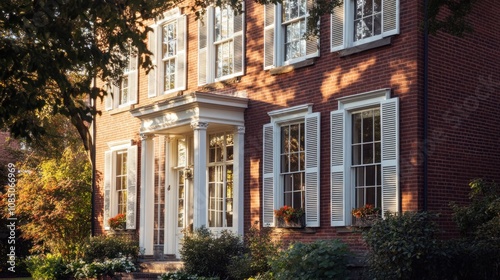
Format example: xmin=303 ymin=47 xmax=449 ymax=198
xmin=352 ymin=214 xmax=380 ymax=227
xmin=276 ymin=216 xmax=305 ymax=228
xmin=274 ymin=205 xmax=305 ymax=228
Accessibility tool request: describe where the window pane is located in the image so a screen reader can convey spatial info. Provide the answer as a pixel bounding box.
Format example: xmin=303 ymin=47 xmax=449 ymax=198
xmin=284 ymin=174 xmax=293 ymax=192
xmin=352 ymin=144 xmax=361 ymax=165
xmin=356 ymin=188 xmax=364 ymax=208
xmin=289 ymin=153 xmax=299 ymax=172
xmin=366 ymin=165 xmax=376 ymax=186
xmin=363 ymin=143 xmax=373 ymax=164
xmin=366 ymin=187 xmax=376 ymax=205
xmin=355 ymin=166 xmax=365 ymax=187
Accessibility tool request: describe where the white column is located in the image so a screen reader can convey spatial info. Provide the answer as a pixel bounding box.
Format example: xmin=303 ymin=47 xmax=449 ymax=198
xmin=234 ymin=126 xmax=245 ymax=234
xmin=191 ymin=121 xmax=208 ymax=229
xmin=164 ymin=137 xmax=175 ymax=254
xmin=139 ymin=134 xmax=155 ymax=255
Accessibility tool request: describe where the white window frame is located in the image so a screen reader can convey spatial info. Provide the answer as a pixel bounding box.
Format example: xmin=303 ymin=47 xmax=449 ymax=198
xmin=148 ymin=8 xmax=187 ymax=98
xmin=264 ymin=0 xmax=319 ymax=69
xmin=330 ymin=88 xmax=399 ymax=227
xmin=105 ymin=46 xmax=139 ymax=110
xmin=263 ymin=104 xmax=320 ymax=227
xmin=331 ymin=0 xmax=400 ymax=52
xmin=198 ymin=4 xmax=245 ymax=86
xmin=104 ymin=140 xmax=138 ymax=230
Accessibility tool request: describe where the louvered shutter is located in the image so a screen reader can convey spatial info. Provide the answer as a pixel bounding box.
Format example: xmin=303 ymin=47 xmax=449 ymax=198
xmin=380 ymin=98 xmax=399 ymax=217
xmin=330 ymin=3 xmax=345 ymax=51
xmin=128 ymin=53 xmax=138 ymax=105
xmin=382 ymin=0 xmax=399 ymax=36
xmin=104 ymin=151 xmax=112 ymax=230
xmin=105 ymin=85 xmax=113 ymax=110
xmin=198 ymin=11 xmax=208 ymax=86
xmin=262 ymin=123 xmax=275 ymax=227
xmin=233 ymin=5 xmax=245 ymax=76
xmin=305 ymin=113 xmax=320 ymax=227
xmin=305 ymin=0 xmax=319 ymax=58
xmin=330 ymin=110 xmax=345 ymax=226
xmin=112 ymin=83 xmax=120 ymax=108
xmin=263 ymin=4 xmax=275 ymax=69
xmin=126 ymin=145 xmax=138 ymax=229
xmin=176 ymin=16 xmax=187 ymax=91
xmin=148 ymin=26 xmax=157 ymax=98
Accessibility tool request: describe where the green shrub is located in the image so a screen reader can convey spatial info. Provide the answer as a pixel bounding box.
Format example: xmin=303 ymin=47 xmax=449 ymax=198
xmin=66 ymin=256 xmax=136 ymax=279
xmin=81 ymin=236 xmax=139 ymax=262
xmin=159 ymin=271 xmax=219 ymax=280
xmin=268 ymin=239 xmax=350 ymax=280
xmin=363 ymin=211 xmax=441 ymax=280
xmin=227 ymin=222 xmax=281 ymax=279
xmin=24 ymin=254 xmax=69 ymax=280
xmin=180 ymin=227 xmax=244 ymax=279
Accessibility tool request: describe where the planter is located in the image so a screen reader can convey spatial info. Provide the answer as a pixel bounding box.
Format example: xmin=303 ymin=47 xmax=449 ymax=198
xmin=353 ymin=214 xmax=380 ymax=227
xmin=108 ymin=229 xmax=136 ymax=240
xmin=276 ymin=216 xmax=305 ymax=228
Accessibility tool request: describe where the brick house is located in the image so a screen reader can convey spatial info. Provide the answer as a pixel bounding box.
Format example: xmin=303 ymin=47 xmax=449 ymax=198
xmin=94 ymin=0 xmax=500 ymax=257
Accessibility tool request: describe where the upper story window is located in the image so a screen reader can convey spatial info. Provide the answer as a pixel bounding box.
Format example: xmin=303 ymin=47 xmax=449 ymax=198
xmin=262 ymin=104 xmax=320 ymax=228
xmin=331 ymin=0 xmax=399 ymax=52
xmin=148 ymin=8 xmax=187 ymax=98
xmin=106 ymin=45 xmax=138 ymax=110
xmin=264 ymin=0 xmax=319 ymax=69
xmin=198 ymin=4 xmax=245 ymax=85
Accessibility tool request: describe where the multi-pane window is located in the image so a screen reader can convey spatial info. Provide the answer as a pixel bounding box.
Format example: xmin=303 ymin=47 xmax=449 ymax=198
xmin=208 ymin=132 xmax=234 ymax=228
xmin=352 ymin=108 xmax=381 ymax=209
xmin=119 ymin=76 xmax=129 ymax=106
xmin=106 ymin=45 xmax=138 ymax=110
xmin=280 ymin=123 xmax=305 ymax=209
xmin=177 ymin=170 xmax=185 ymax=228
xmin=215 ymin=6 xmax=234 ymax=78
xmin=115 ymin=151 xmax=128 ymax=215
xmin=354 ymin=0 xmax=382 ymax=41
xmin=162 ymin=22 xmax=177 ymax=91
xmin=119 ymin=46 xmax=135 ymax=106
xmin=283 ymin=0 xmax=307 ymax=61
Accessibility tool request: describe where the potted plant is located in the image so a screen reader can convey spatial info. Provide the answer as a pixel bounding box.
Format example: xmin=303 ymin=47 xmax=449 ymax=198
xmin=351 ymin=204 xmax=381 ymax=227
xmin=108 ymin=213 xmax=126 ymax=231
xmin=274 ymin=205 xmax=305 ymax=228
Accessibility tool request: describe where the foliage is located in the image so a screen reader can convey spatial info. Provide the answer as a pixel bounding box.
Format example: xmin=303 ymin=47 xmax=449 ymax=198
xmin=351 ymin=204 xmax=380 ymax=218
xmin=427 ymin=0 xmax=479 ymax=36
xmin=0 ymin=137 xmax=92 ymax=259
xmin=227 ymin=222 xmax=281 ymax=279
xmin=274 ymin=205 xmax=304 ymax=223
xmin=363 ymin=212 xmax=442 ymax=280
xmin=24 ymin=254 xmax=69 ymax=280
xmin=81 ymin=236 xmax=139 ymax=263
xmin=109 ymin=213 xmax=127 ymax=230
xmin=159 ymin=271 xmax=219 ymax=280
xmin=180 ymin=227 xmax=244 ymax=279
xmin=268 ymin=239 xmax=350 ymax=280
xmin=66 ymin=256 xmax=136 ymax=279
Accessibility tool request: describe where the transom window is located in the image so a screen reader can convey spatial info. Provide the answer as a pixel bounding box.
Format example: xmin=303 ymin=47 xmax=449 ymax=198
xmin=115 ymin=151 xmax=128 ymax=215
xmin=352 ymin=108 xmax=381 ymax=209
xmin=208 ymin=132 xmax=234 ymax=228
xmin=280 ymin=123 xmax=305 ymax=209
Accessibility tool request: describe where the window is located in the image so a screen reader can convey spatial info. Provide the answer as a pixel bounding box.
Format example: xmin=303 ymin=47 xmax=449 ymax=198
xmin=104 ymin=143 xmax=138 ymax=230
xmin=263 ymin=104 xmax=320 ymax=227
xmin=148 ymin=8 xmax=187 ymax=97
xmin=331 ymin=0 xmax=399 ymax=52
xmin=330 ymin=89 xmax=399 ymax=227
xmin=198 ymin=4 xmax=245 ymax=85
xmin=106 ymin=46 xmax=138 ymax=110
xmin=264 ymin=0 xmax=319 ymax=69
xmin=208 ymin=132 xmax=234 ymax=228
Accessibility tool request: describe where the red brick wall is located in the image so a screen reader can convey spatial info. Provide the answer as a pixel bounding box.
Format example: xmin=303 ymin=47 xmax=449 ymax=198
xmin=426 ymin=0 xmax=500 ymax=236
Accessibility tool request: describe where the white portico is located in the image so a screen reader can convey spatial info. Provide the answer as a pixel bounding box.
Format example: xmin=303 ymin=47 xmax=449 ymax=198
xmin=131 ymin=92 xmax=247 ymax=257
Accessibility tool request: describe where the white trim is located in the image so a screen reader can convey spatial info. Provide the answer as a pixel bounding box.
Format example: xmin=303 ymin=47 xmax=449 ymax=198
xmin=107 ymin=139 xmax=133 ymax=150
xmin=338 ymin=88 xmax=391 ymax=109
xmin=268 ymin=103 xmax=313 ymax=121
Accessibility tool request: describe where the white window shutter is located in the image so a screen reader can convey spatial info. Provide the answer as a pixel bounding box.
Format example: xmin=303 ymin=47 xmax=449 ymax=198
xmin=380 ymin=97 xmax=399 ymax=217
xmin=105 ymin=85 xmax=114 ymax=111
xmin=198 ymin=12 xmax=208 ymax=86
xmin=305 ymin=112 xmax=320 ymax=227
xmin=233 ymin=5 xmax=245 ymax=76
xmin=128 ymin=54 xmax=139 ymax=105
xmin=262 ymin=123 xmax=275 ymax=227
xmin=112 ymin=82 xmax=120 ymax=108
xmin=104 ymin=151 xmax=112 ymax=230
xmin=176 ymin=16 xmax=187 ymax=91
xmin=305 ymin=0 xmax=319 ymax=58
xmin=382 ymin=0 xmax=399 ymax=36
xmin=263 ymin=4 xmax=275 ymax=69
xmin=126 ymin=145 xmax=138 ymax=229
xmin=330 ymin=3 xmax=345 ymax=52
xmin=330 ymin=110 xmax=345 ymax=226
xmin=148 ymin=26 xmax=157 ymax=98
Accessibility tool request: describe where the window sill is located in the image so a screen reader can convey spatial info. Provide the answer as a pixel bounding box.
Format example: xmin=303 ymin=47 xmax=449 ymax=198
xmin=269 ymin=58 xmax=315 ymax=75
xmin=109 ymin=105 xmax=134 ymax=115
xmin=337 ymin=37 xmax=392 ymax=57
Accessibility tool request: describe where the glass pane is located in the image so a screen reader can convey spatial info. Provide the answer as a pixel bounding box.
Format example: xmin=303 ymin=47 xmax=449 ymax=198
xmin=284 ymin=174 xmax=293 ymax=192
xmin=363 ymin=143 xmax=373 ymax=164
xmin=374 ymin=110 xmax=381 ymax=141
xmin=293 ymin=192 xmax=302 ymax=209
xmin=293 ymin=172 xmax=303 ymax=191
xmin=362 ymin=110 xmax=374 ymax=142
xmin=289 ymin=153 xmax=299 ymax=172
xmin=363 ymin=0 xmax=373 ymax=16
xmin=355 ymin=167 xmax=365 ymax=187
xmin=209 ymin=167 xmax=215 ymax=182
xmin=376 ymin=165 xmax=381 ymax=186
xmin=355 ymin=0 xmax=364 ymax=19
xmin=284 ymin=192 xmax=293 ymax=206
xmin=376 ymin=186 xmax=382 ymax=207
xmin=356 ymin=188 xmax=364 ymax=208
xmin=352 ymin=144 xmax=361 ymax=165
xmin=226 ymin=146 xmax=233 ymax=161
xmin=299 ymin=151 xmax=305 ymax=171
xmin=281 ymin=126 xmax=289 ymax=153
xmin=366 ymin=165 xmax=376 ymax=186
xmin=353 ymin=113 xmax=362 ymax=144
xmin=375 ymin=142 xmax=381 ymax=163
xmin=281 ymin=154 xmax=289 ymax=173
xmin=374 ymin=0 xmax=382 ymax=13
xmin=366 ymin=187 xmax=376 ymax=205
xmin=374 ymin=13 xmax=382 ymax=36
